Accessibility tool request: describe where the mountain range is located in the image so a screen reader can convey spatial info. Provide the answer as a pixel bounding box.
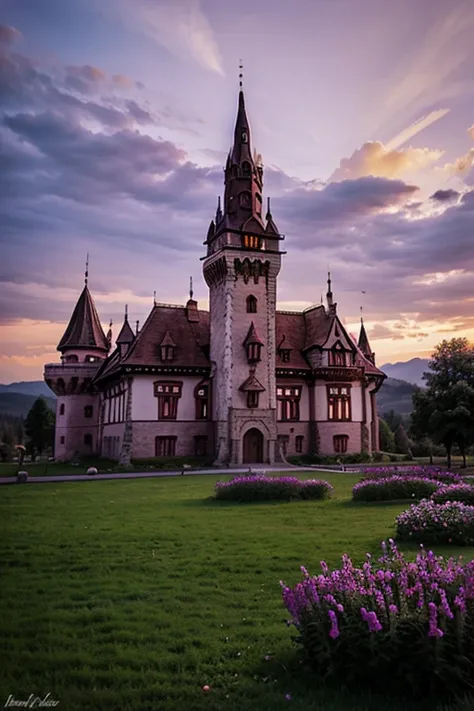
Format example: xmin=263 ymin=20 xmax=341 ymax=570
xmin=0 ymin=381 xmax=56 ymax=418
xmin=380 ymin=358 xmax=429 ymax=386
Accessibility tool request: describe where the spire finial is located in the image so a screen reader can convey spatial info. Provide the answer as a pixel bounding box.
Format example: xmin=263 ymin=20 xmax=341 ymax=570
xmin=136 ymin=319 xmax=139 ymax=335
xmin=239 ymin=59 xmax=243 ymax=89
xmin=85 ymin=253 xmax=89 ymax=286
xmin=124 ymin=304 xmax=128 ymax=321
xmin=153 ymin=290 xmax=156 ymax=307
xmin=109 ymin=318 xmax=113 ymax=328
xmin=327 ymin=270 xmax=332 ymax=294
xmin=360 ymin=305 xmax=364 ymax=324
xmin=189 ymin=276 xmax=194 ymax=300
xmin=266 ymin=196 xmax=271 ymax=219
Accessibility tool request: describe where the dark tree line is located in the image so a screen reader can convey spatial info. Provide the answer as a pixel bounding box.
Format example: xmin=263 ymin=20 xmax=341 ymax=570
xmin=0 ymin=398 xmax=55 ymax=462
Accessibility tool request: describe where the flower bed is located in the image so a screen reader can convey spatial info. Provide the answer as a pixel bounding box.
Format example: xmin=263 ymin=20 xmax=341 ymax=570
xmin=431 ymin=484 xmax=474 ymax=506
xmin=354 ymin=465 xmax=462 ymax=485
xmin=396 ymin=499 xmax=474 ymax=545
xmin=352 ymin=476 xmax=442 ymax=502
xmin=280 ymin=541 xmax=474 ymax=699
xmin=215 ymin=475 xmax=333 ymax=502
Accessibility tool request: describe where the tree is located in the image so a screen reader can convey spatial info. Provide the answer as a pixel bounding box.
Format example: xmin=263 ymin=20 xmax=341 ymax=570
xmin=379 ymin=418 xmax=396 ymax=452
xmin=394 ymin=423 xmax=412 ymax=456
xmin=383 ymin=409 xmax=404 ymax=433
xmin=25 ymin=397 xmax=55 ymax=457
xmin=411 ymin=339 xmax=474 ymax=468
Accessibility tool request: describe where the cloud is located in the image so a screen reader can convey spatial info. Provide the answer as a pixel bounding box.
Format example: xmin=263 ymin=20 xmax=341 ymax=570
xmin=329 ymin=141 xmax=442 ymax=182
xmin=443 ymin=148 xmax=474 ymax=177
xmin=0 ymin=24 xmax=22 ymax=44
xmin=385 ymin=109 xmax=450 ymax=151
xmin=430 ymin=189 xmax=460 ymax=202
xmin=124 ymin=0 xmax=224 ymax=75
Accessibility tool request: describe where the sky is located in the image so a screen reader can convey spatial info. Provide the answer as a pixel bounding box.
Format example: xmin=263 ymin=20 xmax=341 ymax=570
xmin=0 ymin=0 xmax=473 ymax=383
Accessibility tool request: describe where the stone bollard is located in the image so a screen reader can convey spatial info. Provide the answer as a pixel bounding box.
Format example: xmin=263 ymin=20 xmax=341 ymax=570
xmin=87 ymin=467 xmax=98 ymax=476
xmin=16 ymin=471 xmax=28 ymax=484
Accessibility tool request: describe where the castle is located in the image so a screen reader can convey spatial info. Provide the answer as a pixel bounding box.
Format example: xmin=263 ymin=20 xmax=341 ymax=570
xmin=44 ymin=86 xmax=385 ymax=465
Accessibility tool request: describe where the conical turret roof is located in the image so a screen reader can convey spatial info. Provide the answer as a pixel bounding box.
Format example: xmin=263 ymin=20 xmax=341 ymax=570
xmin=57 ymin=285 xmax=109 ymax=353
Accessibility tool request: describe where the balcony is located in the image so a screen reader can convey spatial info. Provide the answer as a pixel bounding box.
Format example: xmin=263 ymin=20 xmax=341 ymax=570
xmin=44 ymin=362 xmax=101 ymax=379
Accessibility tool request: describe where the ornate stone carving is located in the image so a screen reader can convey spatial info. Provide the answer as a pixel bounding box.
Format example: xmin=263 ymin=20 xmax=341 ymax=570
xmin=119 ymin=377 xmax=133 ymax=466
xmin=234 ymin=258 xmax=270 ymax=285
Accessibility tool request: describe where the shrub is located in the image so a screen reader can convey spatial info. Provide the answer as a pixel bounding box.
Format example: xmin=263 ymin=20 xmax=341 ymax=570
xmin=372 ymin=451 xmax=384 ymax=462
xmin=352 ymin=476 xmax=442 ymax=502
xmin=215 ymin=475 xmax=333 ymax=502
xmin=396 ymin=500 xmax=474 ymax=545
xmin=432 ymin=484 xmax=474 ymax=506
xmin=356 ymin=465 xmax=462 ymax=485
xmin=280 ymin=541 xmax=474 ymax=699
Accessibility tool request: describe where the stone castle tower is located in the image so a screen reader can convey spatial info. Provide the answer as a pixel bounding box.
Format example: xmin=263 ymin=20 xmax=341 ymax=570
xmin=203 ymin=88 xmax=285 ymax=464
xmin=44 ymin=269 xmax=110 ymax=460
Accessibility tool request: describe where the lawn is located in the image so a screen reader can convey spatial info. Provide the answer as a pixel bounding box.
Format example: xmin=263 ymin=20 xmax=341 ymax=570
xmin=1 ymin=473 xmax=473 ymax=711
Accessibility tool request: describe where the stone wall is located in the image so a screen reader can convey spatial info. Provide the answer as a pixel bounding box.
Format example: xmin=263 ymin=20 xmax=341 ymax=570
xmin=132 ymin=421 xmax=214 ymax=458
xmin=54 ymin=393 xmax=100 ymax=460
xmin=317 ymin=421 xmax=362 ymax=454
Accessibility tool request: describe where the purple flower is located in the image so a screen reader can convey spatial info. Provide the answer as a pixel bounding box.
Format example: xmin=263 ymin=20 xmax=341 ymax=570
xmin=328 ymin=609 xmax=340 ymax=639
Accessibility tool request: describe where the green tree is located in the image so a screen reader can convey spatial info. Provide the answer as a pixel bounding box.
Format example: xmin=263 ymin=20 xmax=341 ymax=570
xmin=394 ymin=423 xmax=412 ymax=455
xmin=411 ymin=339 xmax=474 ymax=468
xmin=383 ymin=409 xmax=404 ymax=433
xmin=379 ymin=418 xmax=395 ymax=452
xmin=25 ymin=397 xmax=55 ymax=458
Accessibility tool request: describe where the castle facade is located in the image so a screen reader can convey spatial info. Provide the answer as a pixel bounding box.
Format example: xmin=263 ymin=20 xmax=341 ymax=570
xmin=44 ymin=87 xmax=385 ymax=465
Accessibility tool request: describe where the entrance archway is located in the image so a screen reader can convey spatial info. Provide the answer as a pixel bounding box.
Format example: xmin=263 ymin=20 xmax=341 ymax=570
xmin=243 ymin=428 xmax=264 ymax=463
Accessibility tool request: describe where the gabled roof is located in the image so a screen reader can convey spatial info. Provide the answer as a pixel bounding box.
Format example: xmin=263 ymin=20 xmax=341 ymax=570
xmin=57 ymin=285 xmax=109 ymax=353
xmin=116 ymin=318 xmax=135 ymax=345
xmin=302 ymin=304 xmax=333 ymax=350
xmin=239 ymin=373 xmax=266 ymax=392
xmin=275 ymin=311 xmax=310 ymax=369
xmin=120 ymin=304 xmax=210 ymax=368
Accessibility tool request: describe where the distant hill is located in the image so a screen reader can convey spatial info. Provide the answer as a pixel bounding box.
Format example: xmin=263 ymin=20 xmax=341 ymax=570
xmin=380 ymin=358 xmax=429 ymax=387
xmin=0 ymin=381 xmax=55 ymax=398
xmin=0 ymin=392 xmax=56 ymax=418
xmin=377 ymin=377 xmax=417 ymax=424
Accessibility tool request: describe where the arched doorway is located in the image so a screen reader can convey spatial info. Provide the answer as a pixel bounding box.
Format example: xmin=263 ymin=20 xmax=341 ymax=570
xmin=243 ymin=428 xmax=264 ymax=463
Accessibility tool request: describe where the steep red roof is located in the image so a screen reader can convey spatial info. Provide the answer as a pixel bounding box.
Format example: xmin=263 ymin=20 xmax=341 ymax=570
xmin=303 ymin=305 xmax=333 ymax=349
xmin=121 ymin=304 xmax=210 ymax=368
xmin=57 ymin=285 xmax=109 ymax=353
xmin=243 ymin=321 xmax=264 ymax=347
xmin=275 ymin=311 xmax=310 ymax=369
xmin=116 ymin=317 xmax=135 ymax=345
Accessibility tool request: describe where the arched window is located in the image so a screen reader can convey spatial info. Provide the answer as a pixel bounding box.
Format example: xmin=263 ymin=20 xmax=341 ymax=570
xmin=239 ymin=191 xmax=251 ymax=209
xmin=231 ymin=165 xmax=238 ymax=178
xmin=246 ymin=295 xmax=257 ymax=313
xmin=59 ymin=403 xmax=65 ymax=416
xmin=241 ymin=131 xmax=248 ymax=144
xmin=241 ymin=161 xmax=251 ymax=177
xmin=65 ymin=354 xmax=78 ymax=363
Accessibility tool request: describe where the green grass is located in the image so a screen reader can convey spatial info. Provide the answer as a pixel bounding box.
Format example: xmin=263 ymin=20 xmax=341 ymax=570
xmin=1 ymin=473 xmax=473 ymax=711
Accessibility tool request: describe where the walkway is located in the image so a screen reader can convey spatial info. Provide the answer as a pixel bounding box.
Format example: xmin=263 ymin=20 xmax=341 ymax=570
xmin=0 ymin=465 xmax=343 ymax=485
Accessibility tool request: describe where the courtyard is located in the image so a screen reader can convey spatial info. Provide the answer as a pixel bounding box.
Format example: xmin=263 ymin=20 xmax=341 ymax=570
xmin=1 ymin=472 xmax=473 ymax=711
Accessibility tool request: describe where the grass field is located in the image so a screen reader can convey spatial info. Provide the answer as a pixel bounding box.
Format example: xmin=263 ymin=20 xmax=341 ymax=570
xmin=1 ymin=473 xmax=474 ymax=711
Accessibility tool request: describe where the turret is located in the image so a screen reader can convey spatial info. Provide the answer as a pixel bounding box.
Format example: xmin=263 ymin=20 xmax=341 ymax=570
xmin=358 ymin=313 xmax=375 ymax=364
xmin=44 ymin=262 xmax=109 ymax=460
xmin=116 ymin=305 xmax=135 ymax=358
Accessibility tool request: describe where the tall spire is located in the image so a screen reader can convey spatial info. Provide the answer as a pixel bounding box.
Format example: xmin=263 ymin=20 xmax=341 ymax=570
xmin=326 ymin=271 xmax=333 ymax=307
xmin=57 ymin=281 xmax=109 ymax=353
xmin=358 ymin=307 xmax=374 ymax=363
xmin=189 ymin=276 xmax=194 ymax=300
xmin=116 ymin=305 xmax=135 ymax=346
xmin=84 ymin=253 xmax=89 ymax=286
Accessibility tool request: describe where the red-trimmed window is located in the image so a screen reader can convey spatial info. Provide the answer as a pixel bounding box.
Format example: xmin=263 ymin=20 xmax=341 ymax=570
xmin=154 ymin=382 xmax=182 ymax=420
xmin=279 ymin=349 xmax=291 ymax=363
xmin=242 ymin=234 xmax=261 ymax=250
xmin=328 ymin=386 xmax=351 ymax=421
xmin=195 ymin=384 xmax=209 ymax=420
xmin=295 ymin=435 xmax=304 ymax=453
xmin=329 ymin=349 xmax=346 ymax=366
xmin=246 ymin=342 xmax=262 ymax=363
xmin=276 ymin=386 xmax=301 ymax=421
xmin=155 ymin=436 xmax=176 ymax=457
xmin=160 ymin=345 xmax=175 ymax=362
xmin=333 ymin=435 xmax=349 ymax=454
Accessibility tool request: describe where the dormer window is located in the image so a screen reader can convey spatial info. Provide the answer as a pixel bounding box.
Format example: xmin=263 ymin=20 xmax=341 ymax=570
xmin=329 ymin=344 xmax=346 ymax=367
xmin=161 ymin=345 xmax=175 ymax=361
xmin=279 ymin=349 xmax=291 ymax=363
xmin=242 ymin=234 xmax=261 ymax=249
xmin=247 ymin=295 xmax=257 ymax=313
xmin=159 ymin=331 xmax=176 ymax=362
xmin=246 ymin=342 xmax=262 ymax=362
